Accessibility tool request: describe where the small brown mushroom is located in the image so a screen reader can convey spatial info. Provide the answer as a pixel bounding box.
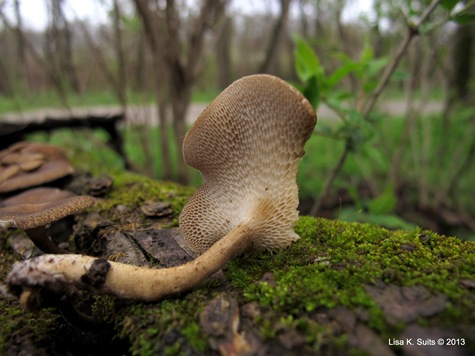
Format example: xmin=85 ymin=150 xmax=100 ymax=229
xmin=6 ymin=74 xmax=316 ymax=303
xmin=0 ymin=187 xmax=75 ymax=207
xmin=0 ymin=142 xmax=74 ymax=193
xmin=0 ymin=191 xmax=95 ymax=254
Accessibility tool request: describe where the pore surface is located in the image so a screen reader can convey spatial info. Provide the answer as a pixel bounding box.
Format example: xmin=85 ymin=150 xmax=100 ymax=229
xmin=180 ymin=75 xmax=316 ymax=254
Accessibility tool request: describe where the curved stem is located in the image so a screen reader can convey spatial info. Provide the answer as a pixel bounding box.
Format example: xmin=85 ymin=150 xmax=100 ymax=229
xmin=8 ymin=223 xmax=252 ymax=302
xmin=26 ymin=226 xmax=68 ymax=254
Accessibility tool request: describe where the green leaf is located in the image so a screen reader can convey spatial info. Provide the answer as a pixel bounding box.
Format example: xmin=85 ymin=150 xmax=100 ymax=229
xmin=390 ymin=69 xmax=411 ymax=81
xmin=368 ymin=185 xmax=396 ymax=215
xmin=360 ymin=42 xmax=374 ymax=62
xmin=440 ymin=0 xmax=460 ymax=11
xmin=347 ymin=185 xmax=363 ymax=210
xmin=359 ymin=213 xmax=416 ymax=230
xmin=452 ymin=13 xmax=475 ymax=25
xmin=338 ymin=208 xmax=415 ymax=230
xmin=294 ymin=35 xmax=322 ymax=82
xmin=326 ymin=62 xmax=360 ymax=89
xmin=359 ymin=144 xmax=388 ymax=170
xmin=314 ymin=124 xmax=334 ymax=137
xmin=366 ymin=57 xmax=388 ymax=78
xmin=303 ymin=76 xmax=320 ymax=109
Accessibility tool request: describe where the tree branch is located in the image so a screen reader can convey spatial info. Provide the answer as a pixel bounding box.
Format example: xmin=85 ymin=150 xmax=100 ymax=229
xmin=311 ymin=0 xmax=442 ymax=216
xmin=362 ymin=0 xmax=441 ymax=118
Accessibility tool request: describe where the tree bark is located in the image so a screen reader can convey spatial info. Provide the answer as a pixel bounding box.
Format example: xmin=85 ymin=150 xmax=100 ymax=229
xmin=259 ymin=0 xmax=291 ymax=74
xmin=113 ymin=0 xmax=127 ymax=107
xmin=216 ymin=16 xmax=232 ymax=90
xmin=135 ymin=0 xmax=226 ymax=184
xmin=0 ymin=10 xmax=71 ymax=111
xmin=450 ymin=23 xmax=474 ymax=101
xmin=134 ymin=0 xmax=173 ymax=180
xmin=13 ymin=0 xmax=29 ymax=90
xmin=47 ymin=0 xmax=80 ymax=94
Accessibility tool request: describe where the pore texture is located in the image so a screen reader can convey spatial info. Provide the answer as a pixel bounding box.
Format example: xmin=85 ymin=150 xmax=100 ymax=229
xmin=179 ymin=74 xmax=316 ymax=254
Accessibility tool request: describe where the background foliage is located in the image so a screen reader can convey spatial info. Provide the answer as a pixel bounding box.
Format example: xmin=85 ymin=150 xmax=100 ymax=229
xmin=0 ymin=0 xmax=474 ymax=239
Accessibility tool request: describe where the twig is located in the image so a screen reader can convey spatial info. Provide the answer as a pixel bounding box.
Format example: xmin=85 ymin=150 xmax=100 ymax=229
xmin=310 ymin=0 xmax=442 ymax=216
xmin=309 ymin=142 xmax=349 ymax=216
xmin=0 ymin=11 xmax=71 ymax=113
xmin=362 ymin=0 xmax=441 ymax=118
xmin=446 ymin=118 xmax=475 ymax=196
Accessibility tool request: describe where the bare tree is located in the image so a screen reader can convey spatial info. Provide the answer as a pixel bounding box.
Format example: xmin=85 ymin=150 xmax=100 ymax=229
xmin=134 ymin=0 xmax=173 ymax=180
xmin=259 ymin=0 xmax=291 ymax=74
xmin=45 ymin=0 xmax=80 ymax=93
xmin=0 ymin=4 xmax=13 ymax=96
xmin=216 ymin=16 xmax=233 ymax=89
xmin=0 ymin=56 xmax=13 ymax=97
xmin=0 ymin=9 xmax=71 ymax=111
xmin=13 ymin=0 xmax=30 ymax=89
xmin=113 ymin=0 xmax=127 ymax=106
xmin=450 ymin=23 xmax=474 ymax=102
xmin=134 ymin=0 xmax=227 ymax=184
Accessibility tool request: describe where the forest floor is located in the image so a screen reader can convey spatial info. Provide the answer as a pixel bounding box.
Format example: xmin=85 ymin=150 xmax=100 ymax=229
xmin=1 ymin=169 xmax=474 ymax=355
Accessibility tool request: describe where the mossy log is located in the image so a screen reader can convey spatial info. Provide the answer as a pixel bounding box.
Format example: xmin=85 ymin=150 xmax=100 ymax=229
xmin=1 ymin=172 xmax=474 ymax=355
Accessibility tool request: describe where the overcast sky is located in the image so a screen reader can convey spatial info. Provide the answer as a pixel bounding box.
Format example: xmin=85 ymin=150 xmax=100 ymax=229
xmin=2 ymin=0 xmax=374 ymax=31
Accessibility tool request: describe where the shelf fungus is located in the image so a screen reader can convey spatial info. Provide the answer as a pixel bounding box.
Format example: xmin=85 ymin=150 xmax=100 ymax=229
xmin=0 ymin=188 xmax=95 ymax=254
xmin=6 ymin=74 xmax=317 ymax=304
xmin=0 ymin=142 xmax=75 ymax=193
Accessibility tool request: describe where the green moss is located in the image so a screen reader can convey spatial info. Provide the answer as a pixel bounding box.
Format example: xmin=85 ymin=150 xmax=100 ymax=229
xmin=225 ymin=217 xmax=475 ymax=346
xmin=1 ymin=169 xmax=474 ymax=354
xmin=0 ymin=251 xmax=60 ymax=354
xmin=94 ymin=170 xmax=195 ymax=225
xmin=116 ymin=291 xmax=210 ymax=355
xmin=0 ymin=300 xmax=59 ymax=354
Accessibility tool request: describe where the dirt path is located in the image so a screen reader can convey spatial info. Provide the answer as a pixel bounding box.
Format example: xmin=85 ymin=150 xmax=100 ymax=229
xmin=1 ymin=100 xmax=443 ymax=126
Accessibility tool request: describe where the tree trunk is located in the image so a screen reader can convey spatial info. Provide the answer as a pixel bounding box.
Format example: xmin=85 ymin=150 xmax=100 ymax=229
xmin=135 ymin=0 xmax=226 ymax=184
xmin=60 ymin=3 xmax=80 ymax=94
xmin=48 ymin=0 xmax=80 ymax=94
xmin=259 ymin=0 xmax=291 ymax=74
xmin=0 ymin=57 xmax=13 ymax=96
xmin=112 ymin=0 xmax=127 ymax=108
xmin=154 ymin=55 xmax=173 ymax=181
xmin=451 ymin=23 xmax=474 ymax=101
xmin=134 ymin=0 xmax=173 ymax=180
xmin=216 ymin=16 xmax=232 ymax=90
xmin=13 ymin=0 xmax=29 ymax=90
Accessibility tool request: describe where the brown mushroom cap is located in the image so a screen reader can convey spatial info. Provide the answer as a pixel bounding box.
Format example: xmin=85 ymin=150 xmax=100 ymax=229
xmin=179 ymin=74 xmax=316 ymax=254
xmin=0 ymin=142 xmax=74 ymax=193
xmin=0 ymin=195 xmax=95 ymax=230
xmin=0 ymin=160 xmax=74 ymax=193
xmin=0 ymin=187 xmax=76 ymax=207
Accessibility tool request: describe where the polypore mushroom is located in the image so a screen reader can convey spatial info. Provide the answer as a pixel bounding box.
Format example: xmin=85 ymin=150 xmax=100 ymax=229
xmin=0 ymin=142 xmax=74 ymax=193
xmin=6 ymin=74 xmax=316 ymax=303
xmin=0 ymin=190 xmax=95 ymax=254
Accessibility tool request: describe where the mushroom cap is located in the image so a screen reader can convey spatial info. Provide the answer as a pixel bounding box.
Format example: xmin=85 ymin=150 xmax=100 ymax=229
xmin=179 ymin=74 xmax=316 ymax=254
xmin=0 ymin=195 xmax=95 ymax=230
xmin=0 ymin=187 xmax=76 ymax=207
xmin=0 ymin=142 xmax=74 ymax=193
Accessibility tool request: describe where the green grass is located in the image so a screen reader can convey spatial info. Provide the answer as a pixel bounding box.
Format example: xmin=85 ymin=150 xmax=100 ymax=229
xmin=0 ymin=88 xmax=217 ymax=116
xmin=20 ymin=106 xmax=475 ymax=240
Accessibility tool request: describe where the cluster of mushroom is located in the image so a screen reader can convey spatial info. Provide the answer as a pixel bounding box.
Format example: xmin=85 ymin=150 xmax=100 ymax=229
xmin=0 ymin=142 xmax=74 ymax=193
xmin=0 ymin=142 xmax=95 ymax=254
xmin=5 ymin=75 xmax=317 ymax=304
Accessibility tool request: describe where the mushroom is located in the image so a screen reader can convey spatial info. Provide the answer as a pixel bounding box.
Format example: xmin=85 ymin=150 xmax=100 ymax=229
xmin=6 ymin=74 xmax=316 ymax=303
xmin=0 ymin=190 xmax=95 ymax=254
xmin=0 ymin=142 xmax=74 ymax=193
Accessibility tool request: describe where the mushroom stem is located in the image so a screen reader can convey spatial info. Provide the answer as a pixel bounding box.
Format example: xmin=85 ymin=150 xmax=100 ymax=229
xmin=26 ymin=226 xmax=68 ymax=254
xmin=8 ymin=221 xmax=254 ymax=302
